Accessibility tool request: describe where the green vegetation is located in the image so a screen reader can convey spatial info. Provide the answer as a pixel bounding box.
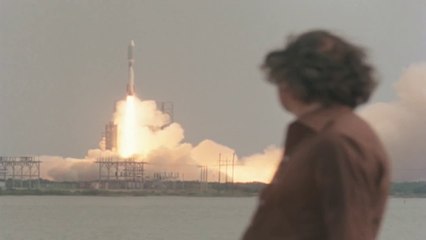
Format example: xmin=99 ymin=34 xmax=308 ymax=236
xmin=390 ymin=181 xmax=426 ymax=197
xmin=0 ymin=181 xmax=265 ymax=197
xmin=2 ymin=181 xmax=426 ymax=197
xmin=0 ymin=188 xmax=260 ymax=197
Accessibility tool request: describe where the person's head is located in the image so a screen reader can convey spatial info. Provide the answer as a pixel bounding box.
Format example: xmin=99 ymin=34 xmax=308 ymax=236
xmin=262 ymin=30 xmax=377 ymax=116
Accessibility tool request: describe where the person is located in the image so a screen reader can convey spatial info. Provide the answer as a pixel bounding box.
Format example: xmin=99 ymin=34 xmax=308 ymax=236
xmin=242 ymin=30 xmax=390 ymax=240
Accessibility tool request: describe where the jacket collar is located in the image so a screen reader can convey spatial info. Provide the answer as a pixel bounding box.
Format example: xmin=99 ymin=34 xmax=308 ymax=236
xmin=296 ymin=104 xmax=353 ymax=132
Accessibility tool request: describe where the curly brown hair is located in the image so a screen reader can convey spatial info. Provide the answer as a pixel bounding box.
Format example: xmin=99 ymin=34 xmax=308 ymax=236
xmin=263 ymin=30 xmax=377 ymax=108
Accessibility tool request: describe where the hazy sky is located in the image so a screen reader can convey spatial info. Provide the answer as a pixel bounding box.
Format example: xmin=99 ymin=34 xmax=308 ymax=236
xmin=1 ymin=0 xmax=426 ymax=158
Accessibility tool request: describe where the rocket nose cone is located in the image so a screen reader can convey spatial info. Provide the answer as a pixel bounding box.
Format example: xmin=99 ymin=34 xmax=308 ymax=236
xmin=130 ymin=40 xmax=135 ymax=47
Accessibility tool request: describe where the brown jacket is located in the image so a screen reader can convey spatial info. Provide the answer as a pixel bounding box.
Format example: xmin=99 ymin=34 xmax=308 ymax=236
xmin=242 ymin=105 xmax=390 ymax=240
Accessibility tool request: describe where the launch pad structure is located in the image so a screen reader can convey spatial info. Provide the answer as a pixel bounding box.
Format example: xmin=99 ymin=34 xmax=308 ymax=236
xmin=158 ymin=101 xmax=174 ymax=123
xmin=0 ymin=156 xmax=41 ymax=189
xmin=95 ymin=156 xmax=146 ymax=189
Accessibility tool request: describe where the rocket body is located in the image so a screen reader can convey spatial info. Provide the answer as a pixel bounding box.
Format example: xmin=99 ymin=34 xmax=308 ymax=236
xmin=127 ymin=40 xmax=136 ymax=96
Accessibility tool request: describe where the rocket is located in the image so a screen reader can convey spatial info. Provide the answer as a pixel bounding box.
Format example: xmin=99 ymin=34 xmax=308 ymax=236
xmin=127 ymin=40 xmax=136 ymax=96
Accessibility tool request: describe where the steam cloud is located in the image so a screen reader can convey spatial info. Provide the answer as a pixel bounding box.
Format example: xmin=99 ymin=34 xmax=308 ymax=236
xmin=360 ymin=63 xmax=426 ymax=181
xmin=41 ymin=98 xmax=282 ymax=183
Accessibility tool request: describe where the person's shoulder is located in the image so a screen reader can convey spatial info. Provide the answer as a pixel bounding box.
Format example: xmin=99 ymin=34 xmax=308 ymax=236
xmin=315 ymin=112 xmax=388 ymax=165
xmin=308 ymin=123 xmax=368 ymax=159
xmin=306 ymin=131 xmax=348 ymax=155
xmin=330 ymin=111 xmax=384 ymax=149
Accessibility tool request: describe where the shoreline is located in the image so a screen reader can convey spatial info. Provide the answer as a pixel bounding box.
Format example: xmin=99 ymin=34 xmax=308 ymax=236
xmin=1 ymin=189 xmax=426 ymax=198
xmin=0 ymin=188 xmax=260 ymax=197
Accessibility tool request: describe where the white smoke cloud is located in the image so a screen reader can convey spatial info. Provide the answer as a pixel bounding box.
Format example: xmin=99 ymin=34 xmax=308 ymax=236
xmin=360 ymin=63 xmax=426 ymax=181
xmin=114 ymin=98 xmax=180 ymax=157
xmin=40 ymin=97 xmax=282 ymax=183
xmin=235 ymin=146 xmax=282 ymax=183
xmin=40 ymin=156 xmax=97 ymax=181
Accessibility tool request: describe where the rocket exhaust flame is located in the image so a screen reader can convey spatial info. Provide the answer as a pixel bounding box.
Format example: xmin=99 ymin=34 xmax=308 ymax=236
xmin=117 ymin=95 xmax=138 ymax=158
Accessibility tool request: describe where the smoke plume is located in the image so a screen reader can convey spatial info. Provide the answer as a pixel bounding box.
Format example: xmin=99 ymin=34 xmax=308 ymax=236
xmin=40 ymin=97 xmax=282 ymax=183
xmin=360 ymin=63 xmax=426 ymax=181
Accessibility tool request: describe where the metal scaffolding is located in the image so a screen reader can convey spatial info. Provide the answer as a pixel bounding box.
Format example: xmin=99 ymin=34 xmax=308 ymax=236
xmin=218 ymin=153 xmax=235 ymax=184
xmin=95 ymin=156 xmax=146 ymax=189
xmin=149 ymin=171 xmax=181 ymax=189
xmin=0 ymin=156 xmax=41 ymax=189
xmin=158 ymin=101 xmax=174 ymax=124
xmin=198 ymin=165 xmax=208 ymax=191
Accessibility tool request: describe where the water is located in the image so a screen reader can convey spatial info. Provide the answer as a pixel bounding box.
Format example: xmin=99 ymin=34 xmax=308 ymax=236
xmin=0 ymin=196 xmax=424 ymax=240
xmin=379 ymin=198 xmax=426 ymax=240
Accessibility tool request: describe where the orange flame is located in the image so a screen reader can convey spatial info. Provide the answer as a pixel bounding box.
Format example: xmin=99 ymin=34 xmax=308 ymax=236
xmin=118 ymin=96 xmax=138 ymax=158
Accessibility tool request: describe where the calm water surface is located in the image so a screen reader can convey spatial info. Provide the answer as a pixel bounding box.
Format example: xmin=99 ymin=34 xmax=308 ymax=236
xmin=0 ymin=196 xmax=424 ymax=240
